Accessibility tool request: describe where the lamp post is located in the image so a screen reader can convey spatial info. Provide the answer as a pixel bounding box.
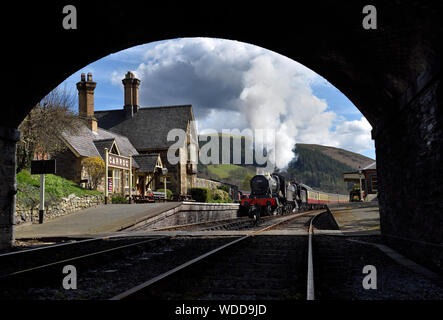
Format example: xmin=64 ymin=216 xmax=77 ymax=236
xmin=358 ymin=167 xmax=363 ymax=202
xmin=161 ymin=167 xmax=168 ymax=201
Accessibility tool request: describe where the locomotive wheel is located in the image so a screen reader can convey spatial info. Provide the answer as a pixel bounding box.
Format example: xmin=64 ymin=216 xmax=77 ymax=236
xmin=254 ymin=210 xmax=261 ymax=223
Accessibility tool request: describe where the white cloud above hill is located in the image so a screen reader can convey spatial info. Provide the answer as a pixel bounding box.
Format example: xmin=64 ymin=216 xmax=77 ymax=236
xmin=110 ymin=38 xmax=375 ymax=165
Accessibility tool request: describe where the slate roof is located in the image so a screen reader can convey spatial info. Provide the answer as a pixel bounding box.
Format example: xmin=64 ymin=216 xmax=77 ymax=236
xmin=132 ymin=154 xmax=161 ymax=173
xmin=94 ymin=105 xmax=194 ymax=150
xmin=61 ymin=124 xmax=139 ymax=160
xmin=362 ymin=162 xmax=376 ymax=170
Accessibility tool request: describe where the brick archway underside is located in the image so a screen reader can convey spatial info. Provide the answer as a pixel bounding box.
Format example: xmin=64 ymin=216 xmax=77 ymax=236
xmin=1 ymin=1 xmax=442 ymax=270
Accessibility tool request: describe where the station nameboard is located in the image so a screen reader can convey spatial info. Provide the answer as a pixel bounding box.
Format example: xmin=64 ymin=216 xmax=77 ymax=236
xmin=108 ymin=153 xmax=130 ymax=170
xmin=31 ymin=159 xmax=56 ymax=175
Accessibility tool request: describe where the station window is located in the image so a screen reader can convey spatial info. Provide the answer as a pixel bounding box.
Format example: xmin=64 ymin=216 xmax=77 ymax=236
xmin=371 ymin=176 xmax=378 ymax=192
xmin=113 ymin=169 xmax=120 ymax=192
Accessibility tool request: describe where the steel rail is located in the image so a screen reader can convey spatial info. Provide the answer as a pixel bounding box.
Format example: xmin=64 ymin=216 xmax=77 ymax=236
xmin=0 ymin=232 xmax=136 ymax=258
xmin=111 ymin=210 xmax=319 ymax=300
xmin=0 ymin=236 xmax=169 ymax=279
xmin=153 ymin=213 xmax=289 ymax=232
xmin=307 ymin=211 xmax=324 ymax=300
xmin=152 ymin=217 xmax=252 ymax=231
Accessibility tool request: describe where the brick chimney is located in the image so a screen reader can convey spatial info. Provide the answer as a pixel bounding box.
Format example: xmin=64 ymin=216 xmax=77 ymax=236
xmin=77 ymin=72 xmax=98 ymax=132
xmin=122 ymin=71 xmax=140 ymax=119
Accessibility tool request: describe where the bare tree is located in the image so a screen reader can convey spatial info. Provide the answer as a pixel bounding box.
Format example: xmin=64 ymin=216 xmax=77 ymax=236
xmin=17 ymin=85 xmax=81 ymax=173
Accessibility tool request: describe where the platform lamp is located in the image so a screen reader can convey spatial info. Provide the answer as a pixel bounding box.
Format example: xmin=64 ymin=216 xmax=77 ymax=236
xmin=358 ymin=167 xmax=363 ymax=202
xmin=161 ymin=167 xmax=168 ymax=201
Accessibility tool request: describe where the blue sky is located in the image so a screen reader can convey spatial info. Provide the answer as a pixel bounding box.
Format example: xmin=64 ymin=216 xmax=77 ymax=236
xmin=59 ymin=38 xmax=375 ymax=161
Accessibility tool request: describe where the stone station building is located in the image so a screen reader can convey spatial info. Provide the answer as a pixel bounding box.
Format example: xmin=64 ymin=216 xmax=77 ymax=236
xmin=55 ymin=72 xmax=198 ymax=197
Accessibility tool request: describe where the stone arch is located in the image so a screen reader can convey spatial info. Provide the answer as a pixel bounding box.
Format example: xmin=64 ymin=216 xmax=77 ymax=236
xmin=1 ymin=1 xmax=442 ymax=270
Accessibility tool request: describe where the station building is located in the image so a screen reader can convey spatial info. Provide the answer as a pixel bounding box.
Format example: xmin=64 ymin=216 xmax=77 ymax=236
xmin=55 ymin=72 xmax=198 ymax=197
xmin=343 ymin=162 xmax=377 ymax=201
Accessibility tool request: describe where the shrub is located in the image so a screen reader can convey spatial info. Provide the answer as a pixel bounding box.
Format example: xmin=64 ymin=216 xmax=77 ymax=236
xmin=217 ymin=185 xmax=230 ymax=193
xmin=157 ymin=189 xmax=173 ymax=200
xmin=211 ymin=188 xmax=231 ymax=203
xmin=110 ymin=193 xmax=128 ymax=204
xmin=190 ymin=187 xmax=212 ymax=203
xmin=82 ymin=157 xmax=105 ymax=190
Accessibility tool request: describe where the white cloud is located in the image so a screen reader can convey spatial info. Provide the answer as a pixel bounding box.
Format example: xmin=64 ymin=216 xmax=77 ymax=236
xmin=111 ymin=38 xmax=375 ymax=166
xmin=331 ymin=117 xmax=373 ymax=154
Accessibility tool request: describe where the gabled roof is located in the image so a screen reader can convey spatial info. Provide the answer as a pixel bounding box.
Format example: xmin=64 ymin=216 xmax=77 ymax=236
xmin=61 ymin=123 xmax=139 ymax=159
xmin=132 ymin=154 xmax=162 ymax=173
xmin=95 ymin=105 xmax=194 ymax=150
xmin=93 ymin=138 xmax=115 ymax=159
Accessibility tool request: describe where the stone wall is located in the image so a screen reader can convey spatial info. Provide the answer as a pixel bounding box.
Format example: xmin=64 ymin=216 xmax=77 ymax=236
xmin=375 ymin=77 xmax=443 ymax=272
xmin=0 ymin=127 xmax=20 ymax=249
xmin=53 ymin=148 xmax=83 ymax=184
xmin=125 ymin=202 xmax=240 ymax=231
xmin=15 ymin=194 xmax=104 ymax=225
xmin=194 ymin=178 xmax=224 ymax=190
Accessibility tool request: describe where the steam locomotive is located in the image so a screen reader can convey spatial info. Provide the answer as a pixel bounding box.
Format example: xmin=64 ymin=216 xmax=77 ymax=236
xmin=240 ymin=173 xmax=349 ymax=220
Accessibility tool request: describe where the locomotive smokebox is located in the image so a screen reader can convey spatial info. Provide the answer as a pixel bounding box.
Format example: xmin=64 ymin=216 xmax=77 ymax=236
xmin=250 ymin=174 xmax=279 ymax=196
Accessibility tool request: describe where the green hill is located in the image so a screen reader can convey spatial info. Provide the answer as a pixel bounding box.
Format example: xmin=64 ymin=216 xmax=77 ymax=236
xmin=296 ymin=143 xmax=374 ymax=170
xmin=197 ymin=163 xmax=256 ymax=190
xmin=283 ymin=144 xmax=356 ymax=194
xmin=197 ymin=133 xmax=374 ymax=194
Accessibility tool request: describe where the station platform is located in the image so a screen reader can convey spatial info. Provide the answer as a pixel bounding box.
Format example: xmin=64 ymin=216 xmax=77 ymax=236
xmin=14 ymin=202 xmax=380 ymax=240
xmin=15 ymin=202 xmax=181 ymax=239
xmin=327 ymin=202 xmax=380 ymax=236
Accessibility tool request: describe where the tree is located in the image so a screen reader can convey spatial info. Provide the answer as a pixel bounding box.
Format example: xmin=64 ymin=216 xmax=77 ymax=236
xmin=82 ymin=157 xmax=105 ymax=190
xmin=241 ymin=173 xmax=254 ymax=191
xmin=16 ymin=86 xmax=81 ymax=173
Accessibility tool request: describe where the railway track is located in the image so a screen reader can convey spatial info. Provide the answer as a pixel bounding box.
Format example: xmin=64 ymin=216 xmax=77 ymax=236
xmin=112 ymin=210 xmax=324 ymax=300
xmin=153 ymin=208 xmax=320 ymax=232
xmin=152 ymin=217 xmax=255 ymax=231
xmin=0 ymin=234 xmax=239 ymax=299
xmin=0 ymin=234 xmax=168 ymax=278
xmin=0 ymin=210 xmax=324 ymax=299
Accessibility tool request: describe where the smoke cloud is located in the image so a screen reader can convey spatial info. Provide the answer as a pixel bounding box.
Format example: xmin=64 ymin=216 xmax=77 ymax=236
xmin=110 ymin=38 xmax=374 ymax=168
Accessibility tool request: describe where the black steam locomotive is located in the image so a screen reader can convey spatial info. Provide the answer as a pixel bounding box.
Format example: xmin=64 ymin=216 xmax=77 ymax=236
xmin=240 ymin=173 xmax=349 ymax=220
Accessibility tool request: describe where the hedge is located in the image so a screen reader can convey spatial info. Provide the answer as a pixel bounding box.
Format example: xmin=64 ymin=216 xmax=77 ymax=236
xmin=190 ymin=187 xmax=232 ymax=203
xmin=110 ymin=193 xmax=128 ymax=204
xmin=212 ymin=188 xmax=231 ymax=202
xmin=190 ymin=187 xmax=212 ymax=202
xmin=157 ymin=189 xmax=173 ymax=200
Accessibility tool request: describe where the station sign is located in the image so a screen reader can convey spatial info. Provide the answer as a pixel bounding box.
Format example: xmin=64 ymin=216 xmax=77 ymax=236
xmin=108 ymin=153 xmax=130 ymax=170
xmin=31 ymin=159 xmax=56 ymax=175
